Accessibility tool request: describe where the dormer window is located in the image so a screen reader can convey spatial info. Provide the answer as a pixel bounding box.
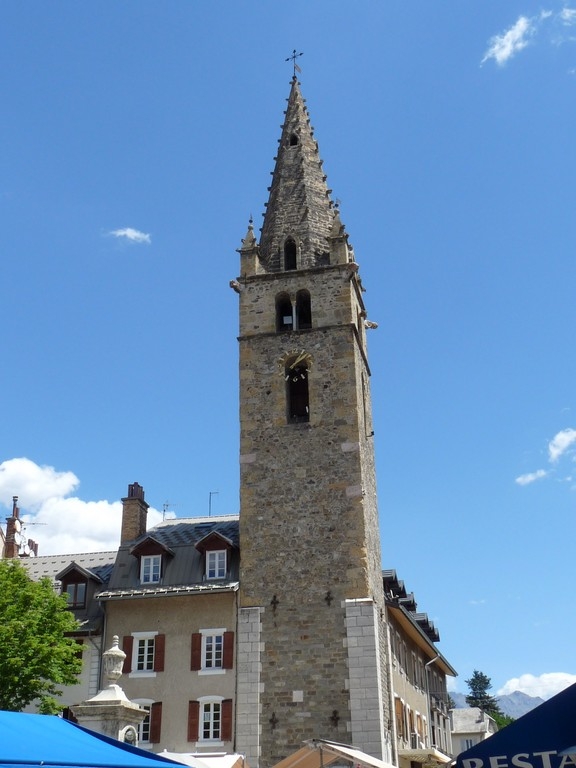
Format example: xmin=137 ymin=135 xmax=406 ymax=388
xmin=195 ymin=530 xmax=235 ymax=582
xmin=141 ymin=554 xmax=162 ymax=584
xmin=206 ymin=550 xmax=227 ymax=580
xmin=56 ymin=562 xmax=101 ymax=610
xmin=63 ymin=581 xmax=86 ymax=608
xmin=289 ymin=133 xmax=299 ymax=146
xmin=130 ymin=536 xmax=174 ymax=586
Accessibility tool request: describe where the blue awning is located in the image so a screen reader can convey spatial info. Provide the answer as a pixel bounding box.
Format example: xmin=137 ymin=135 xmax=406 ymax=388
xmin=456 ymin=683 xmax=576 ymax=768
xmin=0 ymin=712 xmax=179 ymax=768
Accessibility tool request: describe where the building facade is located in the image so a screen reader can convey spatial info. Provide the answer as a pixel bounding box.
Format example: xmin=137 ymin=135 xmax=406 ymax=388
xmin=383 ymin=571 xmax=455 ymax=768
xmin=97 ymin=483 xmax=240 ymax=754
xmin=450 ymin=708 xmax=497 ymax=756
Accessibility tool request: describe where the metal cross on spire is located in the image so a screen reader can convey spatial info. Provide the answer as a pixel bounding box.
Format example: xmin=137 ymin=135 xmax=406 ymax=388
xmin=285 ymin=49 xmax=303 ymax=77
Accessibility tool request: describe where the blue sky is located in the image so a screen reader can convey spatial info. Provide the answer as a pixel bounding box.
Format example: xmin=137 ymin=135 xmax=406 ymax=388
xmin=1 ymin=2 xmax=576 ymax=701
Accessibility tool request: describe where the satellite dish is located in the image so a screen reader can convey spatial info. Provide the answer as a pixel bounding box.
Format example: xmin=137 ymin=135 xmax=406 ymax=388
xmin=13 ymin=532 xmax=22 ymax=547
xmin=22 ymin=544 xmax=30 ymax=556
xmin=28 ymin=550 xmax=35 ymax=558
xmin=13 ymin=519 xmax=21 ymax=533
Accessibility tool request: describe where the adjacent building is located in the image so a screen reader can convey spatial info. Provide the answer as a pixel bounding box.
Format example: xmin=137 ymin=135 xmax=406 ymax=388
xmin=22 ymin=547 xmax=115 ymax=712
xmin=383 ymin=571 xmax=455 ymax=768
xmin=450 ymin=708 xmax=497 ymax=755
xmin=97 ymin=483 xmax=240 ymax=753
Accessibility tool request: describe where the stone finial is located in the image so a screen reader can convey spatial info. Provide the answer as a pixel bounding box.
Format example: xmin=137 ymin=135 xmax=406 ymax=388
xmin=102 ymin=635 xmax=126 ymax=688
xmin=71 ymin=633 xmax=147 ymax=742
xmin=238 ymin=217 xmax=260 ymax=277
xmin=329 ymin=208 xmax=350 ymax=265
xmin=240 ymin=217 xmax=257 ymax=251
xmin=330 ymin=208 xmax=346 ymax=239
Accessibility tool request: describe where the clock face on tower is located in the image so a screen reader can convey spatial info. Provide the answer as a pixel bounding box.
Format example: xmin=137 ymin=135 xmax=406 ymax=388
xmin=277 ymin=349 xmax=313 ymax=378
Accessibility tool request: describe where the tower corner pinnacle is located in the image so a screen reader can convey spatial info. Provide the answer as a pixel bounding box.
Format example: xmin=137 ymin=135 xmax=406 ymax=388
xmin=237 ymin=216 xmax=260 ymax=277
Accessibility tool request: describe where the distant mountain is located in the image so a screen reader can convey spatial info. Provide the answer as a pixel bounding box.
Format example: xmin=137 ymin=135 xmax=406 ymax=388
xmin=499 ymin=691 xmax=545 ymax=718
xmin=450 ymin=691 xmax=544 ymax=719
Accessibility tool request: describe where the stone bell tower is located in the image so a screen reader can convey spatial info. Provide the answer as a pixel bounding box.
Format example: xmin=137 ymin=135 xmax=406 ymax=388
xmin=233 ymin=78 xmax=392 ymax=768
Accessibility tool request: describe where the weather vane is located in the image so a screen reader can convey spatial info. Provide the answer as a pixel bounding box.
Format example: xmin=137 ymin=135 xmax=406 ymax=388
xmin=285 ymin=49 xmax=303 ymax=77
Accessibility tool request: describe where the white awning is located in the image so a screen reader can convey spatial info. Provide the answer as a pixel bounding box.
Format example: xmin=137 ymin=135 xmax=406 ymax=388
xmin=272 ymin=739 xmax=396 ymax=768
xmin=397 ymin=747 xmax=452 ymax=765
xmin=159 ymin=753 xmax=246 ymax=768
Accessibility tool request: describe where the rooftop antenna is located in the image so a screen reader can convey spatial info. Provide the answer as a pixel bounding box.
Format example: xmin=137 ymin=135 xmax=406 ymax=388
xmin=209 ymin=491 xmax=219 ymax=517
xmin=285 ymin=49 xmax=303 ymax=77
xmin=162 ymin=502 xmax=177 ymax=521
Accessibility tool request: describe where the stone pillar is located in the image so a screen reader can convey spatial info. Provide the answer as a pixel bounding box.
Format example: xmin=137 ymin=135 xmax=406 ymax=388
xmin=71 ymin=635 xmax=146 ymax=745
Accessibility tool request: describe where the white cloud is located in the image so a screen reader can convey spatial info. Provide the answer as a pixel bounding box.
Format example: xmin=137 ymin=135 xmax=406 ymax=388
xmin=560 ymin=8 xmax=576 ymax=25
xmin=515 ymin=468 xmax=548 ymax=486
xmin=0 ymin=457 xmax=164 ymax=555
xmin=516 ymin=427 xmax=576 ymax=487
xmin=498 ymin=672 xmax=576 ymax=699
xmin=0 ymin=458 xmax=79 ymax=509
xmin=548 ymin=427 xmax=576 ymax=462
xmin=109 ymin=227 xmax=151 ymax=244
xmin=482 ymin=16 xmax=536 ymax=66
xmin=483 ymin=9 xmax=576 ymax=67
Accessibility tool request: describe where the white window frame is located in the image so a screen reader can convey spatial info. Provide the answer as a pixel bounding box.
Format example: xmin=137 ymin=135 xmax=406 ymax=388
xmin=197 ymin=695 xmax=224 ymax=746
xmin=130 ymin=631 xmax=158 ymax=678
xmin=132 ymin=699 xmax=154 ymax=748
xmin=140 ymin=555 xmax=162 ymax=584
xmin=199 ymin=628 xmax=226 ymax=675
xmin=206 ymin=550 xmax=227 ymax=580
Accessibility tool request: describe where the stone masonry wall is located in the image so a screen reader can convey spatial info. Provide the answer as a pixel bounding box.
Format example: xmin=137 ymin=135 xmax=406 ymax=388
xmin=238 ymin=263 xmax=391 ymax=765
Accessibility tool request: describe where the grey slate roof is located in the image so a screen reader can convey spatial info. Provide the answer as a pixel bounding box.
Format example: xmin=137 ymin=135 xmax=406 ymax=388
xmin=22 ymin=551 xmax=116 ymax=587
xmin=100 ymin=515 xmax=240 ymax=600
xmin=141 ymin=515 xmax=239 ymax=549
xmin=21 ymin=551 xmax=116 ymax=634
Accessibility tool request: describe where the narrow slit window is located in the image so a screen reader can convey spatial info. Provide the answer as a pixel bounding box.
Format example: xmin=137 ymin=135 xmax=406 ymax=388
xmin=276 ymin=293 xmax=293 ymax=332
xmin=284 ymin=239 xmax=297 ymax=271
xmin=295 ymin=290 xmax=311 ymax=329
xmin=286 ymin=364 xmax=309 ymax=423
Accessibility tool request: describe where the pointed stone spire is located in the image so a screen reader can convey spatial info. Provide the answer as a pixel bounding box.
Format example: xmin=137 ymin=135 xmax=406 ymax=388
xmin=259 ymin=77 xmax=337 ymax=271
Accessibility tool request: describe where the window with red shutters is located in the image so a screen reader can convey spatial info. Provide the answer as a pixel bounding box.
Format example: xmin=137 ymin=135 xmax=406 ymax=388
xmin=154 ymin=634 xmax=165 ymax=672
xmin=122 ymin=636 xmax=133 ymax=674
xmin=149 ymin=701 xmax=162 ymax=743
xmin=187 ymin=700 xmax=200 ymax=742
xmin=221 ymin=699 xmax=233 ymax=741
xmin=223 ymin=631 xmax=234 ymax=670
xmin=191 ymin=633 xmax=202 ymax=671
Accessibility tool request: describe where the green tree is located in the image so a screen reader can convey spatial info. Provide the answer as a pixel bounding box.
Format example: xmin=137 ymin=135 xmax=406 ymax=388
xmin=492 ymin=711 xmax=515 ymax=730
xmin=465 ymin=670 xmax=503 ymax=716
xmin=0 ymin=559 xmax=82 ymax=713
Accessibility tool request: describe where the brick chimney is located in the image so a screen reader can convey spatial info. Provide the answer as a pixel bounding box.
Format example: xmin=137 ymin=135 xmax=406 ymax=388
xmin=120 ymin=483 xmax=149 ymax=544
xmin=4 ymin=496 xmax=21 ymax=559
